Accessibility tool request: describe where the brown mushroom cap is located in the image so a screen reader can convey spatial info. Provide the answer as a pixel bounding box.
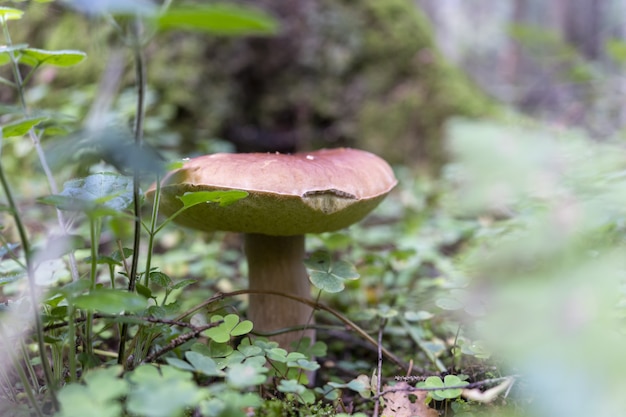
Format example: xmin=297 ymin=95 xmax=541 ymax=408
xmin=147 ymin=148 xmax=397 ymax=236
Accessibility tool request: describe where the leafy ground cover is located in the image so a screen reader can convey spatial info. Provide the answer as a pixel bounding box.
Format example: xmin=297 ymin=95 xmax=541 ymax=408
xmin=1 ymin=2 xmax=626 ymax=417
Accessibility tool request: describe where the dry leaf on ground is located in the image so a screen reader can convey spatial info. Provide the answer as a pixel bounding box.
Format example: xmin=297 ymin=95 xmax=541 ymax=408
xmin=381 ymin=382 xmax=439 ymax=417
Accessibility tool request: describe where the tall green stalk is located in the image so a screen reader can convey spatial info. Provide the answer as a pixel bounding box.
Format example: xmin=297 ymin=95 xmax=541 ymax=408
xmin=85 ymin=216 xmax=102 ymax=361
xmin=143 ymin=176 xmax=161 ymax=287
xmin=118 ymin=17 xmax=148 ymax=366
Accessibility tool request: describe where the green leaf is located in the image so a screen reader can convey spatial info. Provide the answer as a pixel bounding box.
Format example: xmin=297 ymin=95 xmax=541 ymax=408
xmin=135 ymin=283 xmax=152 ymax=299
xmin=0 ymin=271 xmax=24 ymax=286
xmin=345 ymin=376 xmax=370 ymax=395
xmin=422 ymin=375 xmax=467 ymax=400
xmin=374 ymin=304 xmax=398 ymax=319
xmin=89 ymin=247 xmax=133 ymax=266
xmin=237 ymin=344 xmax=263 ymax=357
xmin=0 ymin=44 xmax=28 ymax=66
xmin=438 ymin=375 xmax=469 ymax=399
xmin=73 ymin=288 xmax=148 ymax=314
xmin=304 ymin=250 xmax=359 ymax=293
xmin=278 ymin=379 xmax=306 ymax=394
xmin=404 ymin=310 xmax=434 ymax=321
xmin=111 ymin=247 xmax=133 ymax=263
xmin=56 ymin=366 xmax=127 ymax=417
xmin=178 ymin=190 xmax=248 ymax=208
xmin=56 ymin=279 xmax=91 ymax=299
xmin=2 ymin=117 xmax=47 ymax=137
xmin=284 ymin=352 xmax=306 ymax=365
xmin=202 ymin=342 xmax=233 ymax=359
xmin=230 ymin=317 xmax=253 ymax=337
xmin=149 ymin=271 xmax=172 ymax=288
xmin=292 ymin=338 xmax=327 ymax=358
xmin=424 ymin=376 xmax=444 ymax=389
xmin=0 ymin=7 xmax=24 ymax=21
xmin=170 ymin=278 xmax=197 ymax=290
xmin=203 ymin=322 xmax=229 ymax=344
xmin=157 ymin=4 xmax=278 ymax=36
xmin=19 ymin=48 xmax=86 ymax=67
xmin=45 ymin=127 xmax=164 ymax=176
xmin=185 ymin=351 xmax=225 ymax=377
xmin=226 ymin=363 xmax=266 ymax=388
xmin=126 ymin=365 xmax=205 ymax=417
xmin=164 ymin=357 xmax=195 ymax=372
xmin=166 ymin=160 xmax=184 ymax=170
xmin=204 ymin=314 xmax=253 ymax=343
xmin=40 ymin=173 xmax=133 ymax=215
xmin=290 ymin=358 xmax=320 ymax=372
xmin=199 ymin=392 xmax=262 ymax=417
xmin=435 ymin=297 xmax=464 ymax=311
xmin=265 ymin=347 xmax=288 ymax=362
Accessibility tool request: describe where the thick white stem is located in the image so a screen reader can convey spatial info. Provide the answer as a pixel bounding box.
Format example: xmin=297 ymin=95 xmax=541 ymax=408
xmin=245 ymin=234 xmax=315 ymax=348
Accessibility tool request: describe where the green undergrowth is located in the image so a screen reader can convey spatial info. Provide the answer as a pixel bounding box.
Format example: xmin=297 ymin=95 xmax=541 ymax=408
xmin=2 ymin=2 xmax=625 ymax=417
xmin=0 ymin=1 xmax=499 ymax=412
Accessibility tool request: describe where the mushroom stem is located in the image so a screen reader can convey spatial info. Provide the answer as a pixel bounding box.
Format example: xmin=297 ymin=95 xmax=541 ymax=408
xmin=244 ymin=233 xmax=315 ymax=348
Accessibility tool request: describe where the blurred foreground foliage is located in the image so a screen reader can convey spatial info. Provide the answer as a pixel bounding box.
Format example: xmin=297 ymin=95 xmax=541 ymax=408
xmin=444 ymin=118 xmax=626 ymax=417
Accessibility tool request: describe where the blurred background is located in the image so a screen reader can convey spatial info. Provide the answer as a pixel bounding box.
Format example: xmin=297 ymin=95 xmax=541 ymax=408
xmin=3 ymin=0 xmax=625 ymax=173
xmin=423 ymin=0 xmax=626 ymax=136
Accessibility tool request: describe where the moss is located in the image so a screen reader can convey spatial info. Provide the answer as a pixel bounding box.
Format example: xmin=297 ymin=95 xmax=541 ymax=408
xmin=350 ymin=0 xmax=497 ymax=168
xmin=255 ymin=399 xmax=336 ymax=417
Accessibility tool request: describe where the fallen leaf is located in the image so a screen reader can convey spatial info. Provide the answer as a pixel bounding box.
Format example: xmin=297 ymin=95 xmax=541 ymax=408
xmin=381 ymin=382 xmax=439 ymax=417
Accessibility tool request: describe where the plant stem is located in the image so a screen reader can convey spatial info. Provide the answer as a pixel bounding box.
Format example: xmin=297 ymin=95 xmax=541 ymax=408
xmin=143 ymin=175 xmax=161 ymax=287
xmin=128 ymin=18 xmax=146 ymax=294
xmin=118 ymin=18 xmax=148 ymax=366
xmin=85 ymin=216 xmax=101 ymax=359
xmin=372 ymin=318 xmax=387 ymax=417
xmin=67 ymin=304 xmax=77 ymax=382
xmin=20 ymin=340 xmax=40 ymax=391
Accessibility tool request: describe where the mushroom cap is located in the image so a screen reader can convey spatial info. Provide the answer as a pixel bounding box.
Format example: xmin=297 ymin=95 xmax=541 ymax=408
xmin=146 ymin=148 xmax=397 ymax=236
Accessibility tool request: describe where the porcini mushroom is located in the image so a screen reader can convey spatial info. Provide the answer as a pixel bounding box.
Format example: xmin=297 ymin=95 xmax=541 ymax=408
xmin=146 ymin=148 xmax=397 ymax=347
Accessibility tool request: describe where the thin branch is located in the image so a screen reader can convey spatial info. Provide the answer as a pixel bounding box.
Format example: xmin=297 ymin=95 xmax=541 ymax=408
xmin=373 ymin=318 xmax=387 ymax=417
xmin=43 ymin=313 xmax=207 ymax=332
xmin=176 ymin=289 xmax=409 ymax=372
xmin=378 ymin=375 xmax=519 ymax=398
xmin=140 ymin=321 xmax=221 ymax=365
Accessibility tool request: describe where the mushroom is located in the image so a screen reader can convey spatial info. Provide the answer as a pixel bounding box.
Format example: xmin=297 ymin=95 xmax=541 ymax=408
xmin=146 ymin=148 xmax=397 ymax=348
